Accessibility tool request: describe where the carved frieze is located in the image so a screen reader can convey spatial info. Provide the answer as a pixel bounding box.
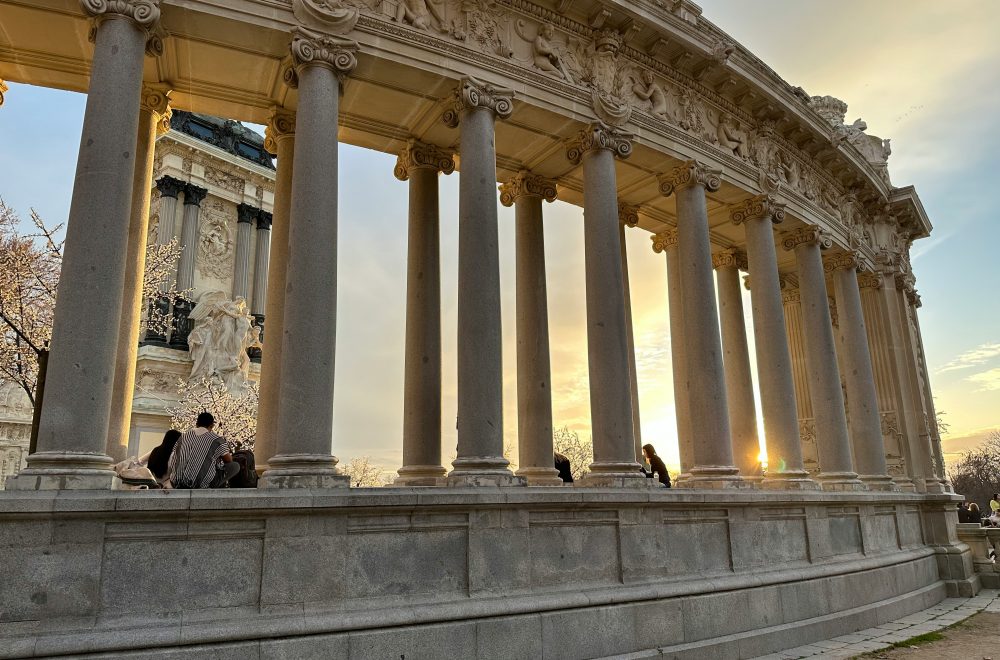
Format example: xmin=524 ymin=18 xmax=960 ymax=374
xmin=205 ymin=165 xmax=245 ymax=196
xmin=197 ymin=200 xmax=234 ymax=280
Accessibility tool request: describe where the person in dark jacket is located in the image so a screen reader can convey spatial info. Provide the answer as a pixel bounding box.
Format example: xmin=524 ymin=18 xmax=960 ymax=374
xmin=145 ymin=429 xmax=181 ymax=483
xmin=554 ymin=452 xmax=573 ymax=483
xmin=641 ymin=444 xmax=671 ymax=487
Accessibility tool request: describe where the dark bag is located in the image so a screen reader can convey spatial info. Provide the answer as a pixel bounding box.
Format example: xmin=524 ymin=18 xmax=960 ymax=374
xmin=230 ymin=449 xmax=258 ymax=488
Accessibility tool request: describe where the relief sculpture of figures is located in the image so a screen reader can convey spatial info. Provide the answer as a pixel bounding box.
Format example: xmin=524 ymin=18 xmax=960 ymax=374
xmin=631 ymin=70 xmax=669 ymax=119
xmin=188 ymin=290 xmax=261 ymax=396
xmin=716 ymin=114 xmax=746 ymax=159
xmin=515 ymin=21 xmax=573 ymax=81
xmin=393 ymin=0 xmax=443 ymax=31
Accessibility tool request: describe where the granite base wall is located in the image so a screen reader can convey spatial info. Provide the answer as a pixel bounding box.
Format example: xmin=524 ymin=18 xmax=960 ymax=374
xmin=0 ymin=489 xmax=973 ymax=659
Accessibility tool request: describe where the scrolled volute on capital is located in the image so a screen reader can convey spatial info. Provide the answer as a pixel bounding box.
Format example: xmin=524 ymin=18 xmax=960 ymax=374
xmin=140 ymin=84 xmax=172 ymax=134
xmin=823 ymin=251 xmax=861 ymax=273
xmin=618 ymin=203 xmax=640 ymax=227
xmin=658 ymin=160 xmax=722 ymax=197
xmin=730 ymin=194 xmax=786 ymax=226
xmin=650 ymin=229 xmax=678 ymax=254
xmin=781 ymin=225 xmax=832 ymax=251
xmin=264 ymin=109 xmax=296 ymax=155
xmin=442 ymin=76 xmax=514 ymax=127
xmin=394 ymin=140 xmax=455 ymax=181
xmin=498 ymin=171 xmax=557 ymax=206
xmin=81 ymin=0 xmax=160 ymax=32
xmin=712 ymin=248 xmax=748 ymax=271
xmin=290 ymin=27 xmax=359 ymax=79
xmin=566 ymin=123 xmax=633 ymax=165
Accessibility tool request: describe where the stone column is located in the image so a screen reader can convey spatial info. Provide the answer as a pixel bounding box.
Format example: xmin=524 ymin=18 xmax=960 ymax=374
xmin=652 ymin=230 xmax=693 ymax=482
xmin=782 ymin=226 xmax=863 ymax=490
xmin=618 ymin=203 xmax=643 ymax=463
xmin=169 ymin=182 xmax=207 ymax=350
xmin=567 ymin=124 xmax=643 ymax=486
xmin=233 ymin=203 xmax=257 ymax=300
xmin=441 ymin=77 xmax=521 ymax=486
xmin=659 ymin=161 xmax=739 ymax=488
xmin=259 ymin=28 xmax=357 ymax=488
xmin=731 ymin=196 xmax=813 ymax=488
xmin=499 ymin=171 xmax=562 ymax=486
xmin=782 ymin=285 xmax=817 ymax=471
xmin=142 ymin=174 xmax=184 ymax=345
xmin=713 ymin=248 xmax=761 ymax=480
xmin=906 ymin=289 xmax=950 ymax=490
xmin=9 ymin=0 xmax=160 ymax=490
xmin=106 ymin=85 xmax=171 ymax=462
xmin=394 ymin=140 xmax=454 ymax=486
xmin=826 ymin=252 xmax=894 ymax=490
xmin=251 ymin=210 xmax=271 ymax=321
xmin=254 ymin=109 xmax=295 ymax=473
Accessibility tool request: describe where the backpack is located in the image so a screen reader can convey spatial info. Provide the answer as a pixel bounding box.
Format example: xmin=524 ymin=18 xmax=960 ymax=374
xmin=230 ymin=449 xmax=258 ymax=488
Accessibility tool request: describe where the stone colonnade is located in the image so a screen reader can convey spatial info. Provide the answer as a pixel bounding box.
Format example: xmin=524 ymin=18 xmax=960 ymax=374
xmin=6 ymin=3 xmax=945 ymax=493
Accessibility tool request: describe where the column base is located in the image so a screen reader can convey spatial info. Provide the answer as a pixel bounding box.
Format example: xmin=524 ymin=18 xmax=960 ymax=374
xmin=760 ymin=470 xmax=820 ymax=490
xmin=677 ymin=465 xmax=745 ymax=489
xmin=816 ymin=472 xmax=867 ymax=492
xmin=893 ymin=477 xmax=917 ymax=492
xmin=5 ymin=451 xmax=116 ymax=490
xmin=575 ymin=461 xmax=646 ymax=488
xmin=394 ymin=465 xmax=447 ymax=487
xmin=515 ymin=467 xmax=565 ymax=486
xmin=446 ymin=456 xmax=523 ymax=487
xmin=258 ymin=454 xmax=350 ymax=489
xmin=859 ymin=475 xmax=899 ymax=492
xmin=921 ymin=478 xmax=949 ymax=494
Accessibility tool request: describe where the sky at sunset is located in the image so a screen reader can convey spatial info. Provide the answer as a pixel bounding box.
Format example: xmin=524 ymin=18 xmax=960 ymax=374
xmin=1 ymin=0 xmax=998 ymax=475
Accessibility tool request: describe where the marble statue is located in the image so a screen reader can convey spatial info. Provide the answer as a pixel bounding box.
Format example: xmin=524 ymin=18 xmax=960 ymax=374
xmin=188 ymin=290 xmax=260 ymax=395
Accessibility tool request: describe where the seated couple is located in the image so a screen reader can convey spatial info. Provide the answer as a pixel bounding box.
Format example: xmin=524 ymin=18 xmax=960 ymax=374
xmin=139 ymin=413 xmax=240 ymax=489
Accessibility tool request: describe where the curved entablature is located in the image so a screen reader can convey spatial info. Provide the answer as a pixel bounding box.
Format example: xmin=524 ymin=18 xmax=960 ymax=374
xmin=0 ymin=0 xmax=927 ymax=274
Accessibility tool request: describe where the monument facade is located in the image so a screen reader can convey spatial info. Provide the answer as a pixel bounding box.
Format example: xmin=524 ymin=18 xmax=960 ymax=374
xmin=0 ymin=0 xmax=974 ymax=657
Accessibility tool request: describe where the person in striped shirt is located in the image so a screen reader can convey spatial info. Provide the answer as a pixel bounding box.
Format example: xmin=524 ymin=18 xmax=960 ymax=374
xmin=167 ymin=412 xmax=240 ymax=488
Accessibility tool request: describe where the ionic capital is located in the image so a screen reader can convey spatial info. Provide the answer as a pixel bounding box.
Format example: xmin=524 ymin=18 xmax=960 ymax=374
xmin=781 ymin=287 xmax=801 ymax=304
xmin=823 ymin=251 xmax=861 ymax=274
xmin=498 ymin=170 xmax=557 ymax=206
xmin=155 ymin=175 xmax=185 ymax=199
xmin=857 ymin=271 xmax=882 ymax=290
xmin=139 ymin=84 xmax=172 ymax=135
xmin=651 ymin=229 xmax=678 ymax=254
xmin=566 ymin=123 xmax=633 ymax=165
xmin=712 ymin=248 xmax=748 ymax=271
xmin=730 ymin=194 xmax=786 ymax=225
xmin=781 ymin=225 xmax=832 ymax=251
xmin=289 ymin=27 xmax=358 ymax=80
xmin=442 ymin=76 xmax=514 ymax=127
xmin=658 ymin=160 xmax=722 ymax=196
xmin=264 ymin=108 xmax=295 ymax=155
xmin=183 ymin=183 xmax=208 ymax=206
xmin=0 ymin=79 xmax=8 ymax=107
xmin=618 ymin=202 xmax=639 ymax=227
xmin=394 ymin=139 xmax=455 ymax=181
xmin=81 ymin=0 xmax=160 ymax=34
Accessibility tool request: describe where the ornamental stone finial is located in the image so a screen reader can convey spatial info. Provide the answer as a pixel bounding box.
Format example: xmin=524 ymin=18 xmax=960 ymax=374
xmin=730 ymin=194 xmax=786 ymax=225
xmin=618 ymin=202 xmax=639 ymax=227
xmin=498 ymin=170 xmax=557 ymax=206
xmin=857 ymin=271 xmax=882 ymax=290
xmin=781 ymin=225 xmax=832 ymax=251
xmin=651 ymin=229 xmax=678 ymax=253
xmin=394 ymin=139 xmax=455 ymax=181
xmin=823 ymin=251 xmax=860 ymax=273
xmin=658 ymin=160 xmax=722 ymax=196
xmin=81 ymin=0 xmax=161 ymax=33
xmin=442 ymin=76 xmax=514 ymax=127
xmin=712 ymin=248 xmax=748 ymax=271
xmin=566 ymin=123 xmax=633 ymax=165
xmin=139 ymin=84 xmax=171 ymax=135
xmin=289 ymin=26 xmax=358 ymax=80
xmin=264 ymin=108 xmax=295 ymax=155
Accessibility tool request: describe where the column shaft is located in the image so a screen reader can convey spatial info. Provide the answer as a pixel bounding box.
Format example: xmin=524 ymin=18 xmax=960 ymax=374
xmin=829 ymin=257 xmax=893 ymax=489
xmin=786 ymin=229 xmax=862 ymax=490
xmin=618 ymin=220 xmax=643 ymax=463
xmin=107 ymin=88 xmax=169 ymax=461
xmin=714 ymin=252 xmax=760 ymax=479
xmin=734 ymin=197 xmax=813 ymax=489
xmin=254 ymin=110 xmax=295 ymax=472
xmin=661 ymin=163 xmax=739 ymax=487
xmin=260 ymin=31 xmax=358 ymax=488
xmin=783 ymin=288 xmax=817 ymax=471
xmin=570 ymin=126 xmax=642 ymax=486
xmin=396 ymin=142 xmax=453 ymax=485
xmin=251 ymin=213 xmax=271 ymax=318
xmin=169 ymin=184 xmax=206 ymax=350
xmin=233 ymin=203 xmax=255 ymax=299
xmin=12 ymin=11 xmax=152 ymax=489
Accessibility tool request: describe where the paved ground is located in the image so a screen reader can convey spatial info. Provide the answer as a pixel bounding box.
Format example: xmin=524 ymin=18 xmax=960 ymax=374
xmin=752 ymin=589 xmax=1000 ymax=659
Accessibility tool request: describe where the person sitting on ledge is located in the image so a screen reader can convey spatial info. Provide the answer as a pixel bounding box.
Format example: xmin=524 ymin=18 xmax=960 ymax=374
xmin=968 ymin=502 xmax=983 ymax=525
xmin=958 ymin=501 xmax=971 ymax=523
xmin=641 ymin=443 xmax=671 ymax=488
xmin=145 ymin=429 xmax=181 ymax=486
xmin=168 ymin=412 xmax=239 ymax=489
xmin=554 ymin=452 xmax=573 ymax=483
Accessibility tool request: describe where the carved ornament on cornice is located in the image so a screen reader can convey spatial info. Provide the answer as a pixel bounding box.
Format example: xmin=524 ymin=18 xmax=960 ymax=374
xmin=658 ymin=160 xmax=721 ymax=196
xmin=292 ymin=0 xmax=359 ymax=35
xmin=730 ymin=194 xmax=785 ymax=225
xmin=498 ymin=171 xmax=557 ymax=206
xmin=443 ymin=76 xmax=514 ymax=127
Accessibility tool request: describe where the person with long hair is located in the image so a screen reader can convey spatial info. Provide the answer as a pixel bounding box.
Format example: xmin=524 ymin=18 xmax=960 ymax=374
xmin=145 ymin=429 xmax=181 ymax=483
